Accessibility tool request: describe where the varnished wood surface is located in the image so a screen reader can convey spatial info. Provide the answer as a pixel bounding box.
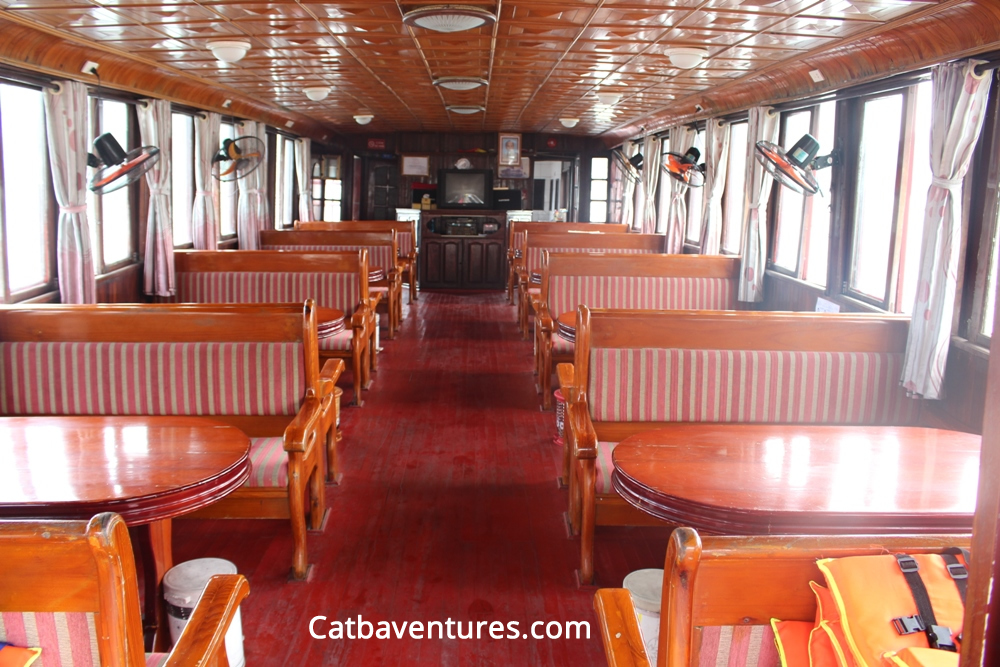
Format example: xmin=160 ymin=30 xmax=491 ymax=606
xmin=317 ymin=307 xmax=346 ymax=338
xmin=556 ymin=310 xmax=576 ymax=343
xmin=546 ymin=253 xmax=740 ymax=280
xmin=0 ymin=416 xmax=251 ymax=525
xmin=612 ymin=424 xmax=981 ymax=534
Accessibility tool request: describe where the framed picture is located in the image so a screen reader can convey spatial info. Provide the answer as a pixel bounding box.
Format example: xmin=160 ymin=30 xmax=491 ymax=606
xmin=401 ymin=155 xmax=430 ymax=176
xmin=498 ymin=157 xmax=530 ymax=179
xmin=498 ymin=133 xmax=521 ymax=166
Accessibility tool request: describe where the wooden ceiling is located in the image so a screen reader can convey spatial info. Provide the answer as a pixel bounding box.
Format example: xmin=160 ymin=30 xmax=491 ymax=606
xmin=0 ymin=0 xmax=998 ymax=143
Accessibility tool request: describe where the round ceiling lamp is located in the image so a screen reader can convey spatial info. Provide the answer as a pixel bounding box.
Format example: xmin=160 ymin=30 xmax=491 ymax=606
xmin=354 ymin=113 xmax=374 ymax=125
xmin=596 ymin=92 xmax=621 ymax=106
xmin=433 ymin=76 xmax=489 ymax=91
xmin=664 ymin=47 xmax=709 ymax=69
xmin=446 ymin=105 xmax=485 ymax=115
xmin=402 ymin=5 xmax=497 ymax=33
xmin=207 ymin=40 xmax=251 ymax=63
xmin=559 ymin=118 xmax=580 ymax=128
xmin=303 ymin=86 xmax=330 ymax=101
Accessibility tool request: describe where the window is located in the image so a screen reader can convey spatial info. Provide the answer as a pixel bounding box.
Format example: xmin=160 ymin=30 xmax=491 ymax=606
xmin=273 ymin=134 xmax=296 ymax=228
xmin=312 ymin=156 xmax=342 ymax=222
xmin=171 ymin=112 xmax=194 ymax=246
xmin=218 ymin=121 xmax=237 ymax=239
xmin=87 ymin=98 xmax=134 ymax=272
xmin=0 ymin=82 xmax=52 ymax=301
xmin=684 ymin=131 xmax=706 ymax=246
xmin=968 ymin=83 xmax=1000 ymax=346
xmin=721 ymin=122 xmax=748 ymax=254
xmin=983 ymin=218 xmax=999 ymax=339
xmin=589 ymin=156 xmax=609 ymax=223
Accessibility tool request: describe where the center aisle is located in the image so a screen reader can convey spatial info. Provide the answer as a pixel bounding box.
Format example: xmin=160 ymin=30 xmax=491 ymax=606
xmin=176 ymin=292 xmax=670 ymax=665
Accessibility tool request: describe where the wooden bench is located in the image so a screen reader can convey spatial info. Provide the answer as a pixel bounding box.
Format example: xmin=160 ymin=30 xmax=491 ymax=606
xmin=0 ymin=301 xmax=341 ymax=580
xmin=507 ymin=222 xmax=629 ymax=303
xmin=535 ymin=253 xmax=740 ymax=409
xmin=0 ymin=512 xmax=249 ymax=666
xmin=594 ymin=527 xmax=971 ymax=667
xmin=563 ymin=308 xmax=922 ymax=584
xmin=261 ymin=229 xmax=403 ymax=339
xmin=172 ymin=249 xmax=374 ymax=405
xmin=517 ymin=232 xmax=665 ymax=338
xmin=295 ymin=219 xmax=419 ymax=303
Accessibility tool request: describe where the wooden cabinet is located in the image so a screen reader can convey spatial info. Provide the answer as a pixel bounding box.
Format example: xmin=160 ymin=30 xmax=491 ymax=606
xmin=419 ymin=211 xmax=507 ymax=290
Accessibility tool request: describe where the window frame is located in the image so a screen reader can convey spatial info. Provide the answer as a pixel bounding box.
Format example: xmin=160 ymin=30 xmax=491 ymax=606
xmin=170 ymin=108 xmax=196 ymax=249
xmin=720 ymin=120 xmax=749 ymax=255
xmin=588 ymin=155 xmax=610 ymax=224
xmin=966 ymin=77 xmax=1000 ymax=348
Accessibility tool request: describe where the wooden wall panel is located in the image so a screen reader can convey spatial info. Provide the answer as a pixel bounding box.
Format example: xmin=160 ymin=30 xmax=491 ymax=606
xmin=96 ymin=264 xmax=143 ymax=304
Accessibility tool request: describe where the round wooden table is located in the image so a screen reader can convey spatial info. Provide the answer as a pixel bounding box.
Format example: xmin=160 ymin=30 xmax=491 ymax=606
xmin=317 ymin=306 xmax=346 ymax=338
xmin=556 ymin=310 xmax=576 ymax=342
xmin=0 ymin=415 xmax=251 ymax=649
xmin=369 ymin=267 xmax=387 ymax=283
xmin=612 ymin=424 xmax=980 ymax=535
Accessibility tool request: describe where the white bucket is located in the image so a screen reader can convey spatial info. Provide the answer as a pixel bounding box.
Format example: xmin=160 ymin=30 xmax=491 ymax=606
xmin=375 ymin=313 xmax=381 ymax=351
xmin=164 ymin=558 xmax=246 ymax=667
xmin=623 ymin=568 xmax=663 ymax=665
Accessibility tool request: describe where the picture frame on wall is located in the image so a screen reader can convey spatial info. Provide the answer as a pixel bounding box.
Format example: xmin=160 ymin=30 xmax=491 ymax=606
xmin=401 ymin=155 xmax=430 ymax=176
xmin=498 ymin=157 xmax=530 ymax=179
xmin=498 ymin=133 xmax=521 ymax=166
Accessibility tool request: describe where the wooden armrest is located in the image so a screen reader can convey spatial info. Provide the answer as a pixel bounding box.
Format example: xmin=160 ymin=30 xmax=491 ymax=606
xmin=351 ymin=309 xmax=367 ymax=329
xmin=567 ymin=399 xmax=598 ymax=459
xmin=556 ymin=363 xmax=574 ymax=392
xmin=537 ymin=305 xmax=554 ymax=332
xmin=594 ymin=589 xmax=651 ymax=667
xmin=284 ymin=395 xmax=323 ymax=452
xmin=319 ymin=359 xmax=345 ymax=398
xmin=163 ymin=574 xmax=250 ymax=667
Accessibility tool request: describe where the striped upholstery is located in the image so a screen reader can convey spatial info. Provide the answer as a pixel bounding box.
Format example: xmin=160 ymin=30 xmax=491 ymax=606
xmin=0 ymin=612 xmax=100 ymax=666
xmin=146 ymin=654 xmax=169 ymax=667
xmin=525 ymin=246 xmax=658 ymax=275
xmin=0 ymin=342 xmax=304 ymax=417
xmin=248 ymin=436 xmax=288 ymax=487
xmin=513 ymin=231 xmax=526 ymax=252
xmin=595 ymin=441 xmax=617 ymax=494
xmin=551 ymin=332 xmax=574 ymax=356
xmin=588 ymin=348 xmax=920 ymax=425
xmin=318 ymin=329 xmax=354 ymax=352
xmin=697 ymin=625 xmax=780 ymax=667
xmin=262 ymin=244 xmax=395 ymax=272
xmin=548 ymin=275 xmax=736 ymax=319
xmin=396 ymin=232 xmax=414 ymax=257
xmin=176 ymin=270 xmax=361 ymax=317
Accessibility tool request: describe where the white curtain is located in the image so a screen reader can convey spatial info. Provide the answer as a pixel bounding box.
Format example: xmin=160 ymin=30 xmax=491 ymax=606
xmin=191 ymin=112 xmax=220 ymax=250
xmin=663 ymin=125 xmax=696 ymax=253
xmin=699 ymin=119 xmax=731 ymax=255
xmin=900 ymin=60 xmax=991 ymax=399
xmin=737 ymin=107 xmax=779 ymax=302
xmin=641 ymin=134 xmax=662 ymax=234
xmin=295 ymin=137 xmax=312 ymax=223
xmin=138 ymin=98 xmax=174 ymax=296
xmin=237 ymin=120 xmax=270 ymax=249
xmin=43 ymin=80 xmax=96 ymax=303
xmin=621 ymin=143 xmax=639 ymax=230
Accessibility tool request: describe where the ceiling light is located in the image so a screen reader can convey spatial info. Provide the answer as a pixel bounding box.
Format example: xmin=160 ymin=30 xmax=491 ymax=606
xmin=354 ymin=114 xmax=374 ymax=125
xmin=303 ymin=86 xmax=330 ymax=101
xmin=402 ymin=5 xmax=497 ymax=33
xmin=664 ymin=47 xmax=709 ymax=69
xmin=596 ymin=92 xmax=621 ymax=106
xmin=559 ymin=118 xmax=579 ymax=128
xmin=207 ymin=40 xmax=251 ymax=63
xmin=433 ymin=76 xmax=489 ymax=91
xmin=446 ymin=105 xmax=485 ymax=115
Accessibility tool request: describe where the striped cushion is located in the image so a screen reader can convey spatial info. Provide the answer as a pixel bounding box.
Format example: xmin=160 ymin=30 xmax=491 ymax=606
xmin=0 ymin=612 xmax=100 ymax=666
xmin=513 ymin=231 xmax=526 ymax=251
xmin=262 ymin=244 xmax=395 ymax=273
xmin=318 ymin=329 xmax=354 ymax=352
xmin=595 ymin=441 xmax=617 ymax=494
xmin=588 ymin=348 xmax=920 ymax=424
xmin=551 ymin=332 xmax=574 ymax=356
xmin=397 ymin=232 xmax=413 ymax=257
xmin=146 ymin=653 xmax=169 ymax=667
xmin=0 ymin=342 xmax=304 ymax=417
xmin=247 ymin=436 xmax=288 ymax=487
xmin=548 ymin=275 xmax=736 ymax=319
xmin=525 ymin=246 xmax=658 ymax=275
xmin=698 ymin=625 xmax=780 ymax=667
xmin=176 ymin=270 xmax=361 ymax=317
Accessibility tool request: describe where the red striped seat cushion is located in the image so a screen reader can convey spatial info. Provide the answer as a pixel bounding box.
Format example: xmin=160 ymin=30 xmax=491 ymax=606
xmin=396 ymin=232 xmax=413 ymax=257
xmin=548 ymin=275 xmax=736 ymax=319
xmin=588 ymin=348 xmax=920 ymax=424
xmin=698 ymin=625 xmax=780 ymax=667
xmin=262 ymin=244 xmax=395 ymax=273
xmin=318 ymin=329 xmax=354 ymax=352
xmin=551 ymin=332 xmax=574 ymax=356
xmin=595 ymin=441 xmax=617 ymax=494
xmin=512 ymin=231 xmax=526 ymax=252
xmin=0 ymin=611 xmax=100 ymax=666
xmin=525 ymin=246 xmax=658 ymax=276
xmin=247 ymin=437 xmax=288 ymax=487
xmin=175 ymin=270 xmax=361 ymax=317
xmin=146 ymin=653 xmax=169 ymax=667
xmin=0 ymin=342 xmax=304 ymax=417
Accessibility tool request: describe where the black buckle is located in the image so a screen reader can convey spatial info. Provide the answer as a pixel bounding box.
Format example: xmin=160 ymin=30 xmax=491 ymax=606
xmin=947 ymin=562 xmax=968 ymax=580
xmin=892 ymin=616 xmax=925 ymax=635
xmin=927 ymin=625 xmax=957 ymax=652
xmin=896 ymin=555 xmax=919 ymax=573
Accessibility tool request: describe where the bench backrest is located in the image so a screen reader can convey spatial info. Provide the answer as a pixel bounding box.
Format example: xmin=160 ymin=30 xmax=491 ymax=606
xmin=173 ymin=249 xmax=369 ymax=318
xmin=294 ymin=220 xmax=416 ymax=258
xmin=261 ymin=229 xmax=398 ymax=272
xmin=523 ymin=232 xmax=663 ymax=276
xmin=574 ymin=308 xmax=920 ymax=428
xmin=542 ymin=253 xmax=740 ymax=319
xmin=510 ymin=222 xmax=628 ymax=256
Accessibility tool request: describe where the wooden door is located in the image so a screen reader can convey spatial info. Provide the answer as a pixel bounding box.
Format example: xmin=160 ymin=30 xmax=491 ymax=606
xmin=365 ymin=159 xmax=397 ymax=220
xmin=464 ymin=239 xmax=505 ymax=288
xmin=422 ymin=238 xmax=461 ymax=287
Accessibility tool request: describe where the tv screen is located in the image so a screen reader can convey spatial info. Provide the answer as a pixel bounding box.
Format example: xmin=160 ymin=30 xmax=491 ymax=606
xmin=438 ymin=169 xmax=492 ymax=209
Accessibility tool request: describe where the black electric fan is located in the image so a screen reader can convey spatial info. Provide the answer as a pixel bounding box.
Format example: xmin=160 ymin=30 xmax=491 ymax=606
xmin=662 ymin=146 xmax=706 ymax=188
xmin=611 ymin=147 xmax=641 ymax=184
xmin=213 ymin=136 xmax=265 ymax=182
xmin=755 ymin=133 xmax=836 ymax=196
xmin=87 ymin=133 xmax=160 ymax=195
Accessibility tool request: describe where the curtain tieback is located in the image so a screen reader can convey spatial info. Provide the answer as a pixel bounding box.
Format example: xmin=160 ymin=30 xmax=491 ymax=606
xmin=931 ymin=176 xmax=961 ymax=189
xmin=149 ymin=186 xmax=166 ymax=195
xmin=247 ymin=188 xmax=263 ymax=195
xmin=60 ymin=204 xmax=88 ymax=214
xmin=195 ymin=190 xmax=212 ymax=196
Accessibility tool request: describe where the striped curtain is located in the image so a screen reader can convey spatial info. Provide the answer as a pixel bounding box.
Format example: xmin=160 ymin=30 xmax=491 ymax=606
xmin=641 ymin=134 xmax=661 ymax=234
xmin=295 ymin=138 xmax=312 ymax=223
xmin=43 ymin=80 xmax=96 ymax=303
xmin=737 ymin=107 xmax=778 ymax=302
xmin=901 ymin=60 xmax=991 ymax=399
xmin=699 ymin=119 xmax=731 ymax=255
xmin=663 ymin=125 xmax=696 ymax=253
xmin=191 ymin=111 xmax=220 ymax=250
xmin=138 ymin=98 xmax=175 ymax=296
xmin=236 ymin=120 xmax=270 ymax=249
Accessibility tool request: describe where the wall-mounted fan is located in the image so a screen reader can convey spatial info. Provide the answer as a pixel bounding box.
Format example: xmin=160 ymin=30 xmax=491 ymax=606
xmin=213 ymin=136 xmax=265 ymax=182
xmin=611 ymin=148 xmax=641 ymax=184
xmin=662 ymin=146 xmax=705 ymax=188
xmin=87 ymin=133 xmax=161 ymax=194
xmin=755 ymin=133 xmax=836 ymax=196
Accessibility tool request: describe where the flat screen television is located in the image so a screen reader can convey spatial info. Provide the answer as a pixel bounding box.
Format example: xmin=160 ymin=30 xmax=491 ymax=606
xmin=438 ymin=169 xmax=493 ymax=209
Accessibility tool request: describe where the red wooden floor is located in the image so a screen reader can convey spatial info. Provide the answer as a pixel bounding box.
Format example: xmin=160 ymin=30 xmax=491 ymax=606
xmin=175 ymin=291 xmax=671 ymax=665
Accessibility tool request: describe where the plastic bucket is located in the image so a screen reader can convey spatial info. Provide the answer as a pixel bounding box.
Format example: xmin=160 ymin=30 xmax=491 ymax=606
xmin=164 ymin=558 xmax=245 ymax=667
xmin=623 ymin=568 xmax=663 ymax=664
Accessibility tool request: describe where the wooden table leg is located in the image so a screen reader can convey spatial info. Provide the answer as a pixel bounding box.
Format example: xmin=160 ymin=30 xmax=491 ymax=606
xmin=131 ymin=519 xmax=174 ymax=652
